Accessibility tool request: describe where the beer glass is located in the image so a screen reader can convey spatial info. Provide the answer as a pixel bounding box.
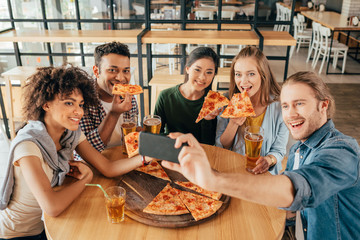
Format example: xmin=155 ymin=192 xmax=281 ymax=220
xmin=143 ymin=115 xmax=161 ymax=134
xmin=104 ymin=186 xmax=126 ymax=223
xmin=121 ymin=115 xmax=137 ymax=155
xmin=244 ymin=126 xmax=264 ymax=173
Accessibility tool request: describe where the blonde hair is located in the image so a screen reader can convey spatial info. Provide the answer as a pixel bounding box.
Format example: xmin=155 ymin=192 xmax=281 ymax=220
xmin=228 ymin=46 xmax=280 ymax=105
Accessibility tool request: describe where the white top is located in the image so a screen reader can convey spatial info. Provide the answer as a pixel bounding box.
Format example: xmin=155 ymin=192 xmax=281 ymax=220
xmin=0 ymin=133 xmax=86 ymax=238
xmin=101 ymin=100 xmax=124 ymax=148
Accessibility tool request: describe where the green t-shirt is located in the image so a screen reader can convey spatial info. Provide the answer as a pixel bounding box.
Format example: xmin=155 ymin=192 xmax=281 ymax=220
xmin=154 ymin=84 xmax=217 ymax=145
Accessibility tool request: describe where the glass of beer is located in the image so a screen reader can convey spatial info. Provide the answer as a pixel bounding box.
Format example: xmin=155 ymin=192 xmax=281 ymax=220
xmin=121 ymin=115 xmax=137 ymax=155
xmin=104 ymin=186 xmax=126 ymax=223
xmin=143 ymin=115 xmax=161 ymax=134
xmin=244 ymin=126 xmax=264 ymax=173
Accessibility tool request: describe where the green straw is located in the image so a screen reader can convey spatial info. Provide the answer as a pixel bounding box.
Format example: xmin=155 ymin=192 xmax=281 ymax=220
xmin=85 ymin=183 xmax=110 ymax=200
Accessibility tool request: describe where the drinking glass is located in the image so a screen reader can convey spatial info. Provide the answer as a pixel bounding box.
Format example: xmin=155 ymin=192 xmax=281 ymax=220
xmin=244 ymin=126 xmax=264 ymax=173
xmin=143 ymin=115 xmax=161 ymax=134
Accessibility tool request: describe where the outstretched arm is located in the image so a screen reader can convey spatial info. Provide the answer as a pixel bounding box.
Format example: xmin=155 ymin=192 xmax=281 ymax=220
xmin=162 ymin=133 xmax=295 ymax=208
xmin=18 ymin=157 xmax=93 ymax=217
xmin=75 ymin=139 xmax=144 ymax=178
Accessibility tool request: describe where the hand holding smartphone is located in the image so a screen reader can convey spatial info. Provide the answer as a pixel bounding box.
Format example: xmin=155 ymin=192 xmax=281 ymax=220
xmin=139 ymin=132 xmax=188 ymax=163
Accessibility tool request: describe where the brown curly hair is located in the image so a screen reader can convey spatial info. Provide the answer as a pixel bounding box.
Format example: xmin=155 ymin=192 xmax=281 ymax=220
xmin=22 ymin=65 xmax=99 ymax=121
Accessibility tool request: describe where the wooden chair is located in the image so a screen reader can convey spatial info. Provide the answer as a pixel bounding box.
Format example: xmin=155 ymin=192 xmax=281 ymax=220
xmin=273 ymin=2 xmax=281 ymax=31
xmin=290 ymin=16 xmax=311 ymax=57
xmin=221 ymin=11 xmax=235 ymax=20
xmin=195 ymin=10 xmax=214 ymax=20
xmin=313 ymin=25 xmax=348 ymax=74
xmin=306 ymin=21 xmax=321 ymax=66
xmin=151 ymin=43 xmax=176 ymax=75
xmin=220 ymin=45 xmax=243 ymax=67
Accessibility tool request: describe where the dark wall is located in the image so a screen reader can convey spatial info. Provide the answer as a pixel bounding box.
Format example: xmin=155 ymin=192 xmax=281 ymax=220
xmin=326 ymin=0 xmax=342 ymax=13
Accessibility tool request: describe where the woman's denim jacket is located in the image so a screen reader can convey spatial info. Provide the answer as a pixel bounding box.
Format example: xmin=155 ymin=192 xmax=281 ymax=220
xmin=215 ymin=100 xmax=289 ymax=175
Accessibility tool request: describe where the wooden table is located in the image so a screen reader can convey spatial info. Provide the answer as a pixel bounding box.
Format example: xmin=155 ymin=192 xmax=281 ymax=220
xmin=142 ymin=29 xmax=295 ymax=46
xmin=0 ymin=29 xmax=141 ymax=43
xmin=222 ymin=0 xmax=243 ymax=6
xmin=280 ymin=2 xmax=308 ymax=12
xmin=301 ymin=11 xmax=360 ymax=31
xmin=143 ymin=23 xmax=252 ymax=30
xmin=194 ymin=6 xmax=242 ymax=13
xmin=301 ymin=11 xmax=360 ymax=74
xmin=44 ymin=145 xmax=286 ymax=240
xmin=142 ymin=30 xmax=259 ymax=45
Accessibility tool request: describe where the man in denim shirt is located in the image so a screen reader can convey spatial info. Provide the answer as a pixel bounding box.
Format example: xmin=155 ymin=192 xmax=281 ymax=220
xmin=162 ymin=71 xmax=360 ymax=240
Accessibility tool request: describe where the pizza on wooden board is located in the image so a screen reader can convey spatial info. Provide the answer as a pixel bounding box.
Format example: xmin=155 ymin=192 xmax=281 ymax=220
xmin=221 ymin=91 xmax=256 ymax=118
xmin=124 ymin=131 xmax=139 ymax=158
xmin=112 ymin=83 xmax=143 ymax=95
xmin=175 ymin=181 xmax=222 ymax=201
xmin=143 ymin=183 xmax=189 ymax=215
xmin=196 ymin=90 xmax=230 ymax=123
xmin=179 ymin=190 xmax=223 ymax=221
xmin=135 ymin=160 xmax=171 ymax=181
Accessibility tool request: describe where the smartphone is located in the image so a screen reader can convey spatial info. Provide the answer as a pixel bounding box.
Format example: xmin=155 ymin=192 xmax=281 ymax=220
xmin=139 ymin=132 xmax=188 ymax=163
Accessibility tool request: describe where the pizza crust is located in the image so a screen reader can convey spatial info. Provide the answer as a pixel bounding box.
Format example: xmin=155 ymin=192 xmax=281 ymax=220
xmin=196 ymin=90 xmax=229 ymax=123
xmin=143 ymin=183 xmax=189 ymax=215
xmin=175 ymin=181 xmax=222 ymax=200
xmin=112 ymin=83 xmax=143 ymax=95
xmin=179 ymin=190 xmax=223 ymax=221
xmin=124 ymin=131 xmax=139 ymax=158
xmin=135 ymin=161 xmax=171 ymax=181
xmin=221 ymin=91 xmax=255 ymax=118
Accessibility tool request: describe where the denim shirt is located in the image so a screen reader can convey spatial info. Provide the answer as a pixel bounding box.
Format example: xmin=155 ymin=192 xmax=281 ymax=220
xmin=215 ymin=100 xmax=289 ymax=174
xmin=282 ymin=120 xmax=360 ymax=240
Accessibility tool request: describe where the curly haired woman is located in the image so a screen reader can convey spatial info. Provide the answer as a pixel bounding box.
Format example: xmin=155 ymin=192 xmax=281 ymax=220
xmin=0 ymin=66 xmax=148 ymax=239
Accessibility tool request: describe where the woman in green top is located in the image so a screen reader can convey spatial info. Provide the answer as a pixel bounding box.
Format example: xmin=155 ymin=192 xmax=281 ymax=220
xmin=153 ymin=47 xmax=220 ymax=145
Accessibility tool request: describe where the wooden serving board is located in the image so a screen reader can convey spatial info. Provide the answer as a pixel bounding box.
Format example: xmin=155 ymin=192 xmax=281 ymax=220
xmin=117 ymin=162 xmax=230 ymax=228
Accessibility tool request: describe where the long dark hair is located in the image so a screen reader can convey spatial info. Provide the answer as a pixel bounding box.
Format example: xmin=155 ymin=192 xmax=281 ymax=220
xmin=184 ymin=47 xmax=219 ymax=92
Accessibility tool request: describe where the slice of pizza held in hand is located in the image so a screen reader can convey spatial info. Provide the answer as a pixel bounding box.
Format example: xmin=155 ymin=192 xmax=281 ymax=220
xmin=112 ymin=83 xmax=143 ymax=95
xmin=124 ymin=131 xmax=139 ymax=158
xmin=220 ymin=91 xmax=256 ymax=118
xmin=196 ymin=90 xmax=230 ymax=123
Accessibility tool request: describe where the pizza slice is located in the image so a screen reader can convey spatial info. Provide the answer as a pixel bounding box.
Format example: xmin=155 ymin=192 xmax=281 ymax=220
xmin=175 ymin=181 xmax=222 ymax=200
xmin=112 ymin=83 xmax=143 ymax=95
xmin=179 ymin=190 xmax=223 ymax=221
xmin=196 ymin=90 xmax=230 ymax=123
xmin=124 ymin=131 xmax=139 ymax=158
xmin=135 ymin=160 xmax=171 ymax=181
xmin=220 ymin=91 xmax=256 ymax=118
xmin=143 ymin=183 xmax=189 ymax=215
